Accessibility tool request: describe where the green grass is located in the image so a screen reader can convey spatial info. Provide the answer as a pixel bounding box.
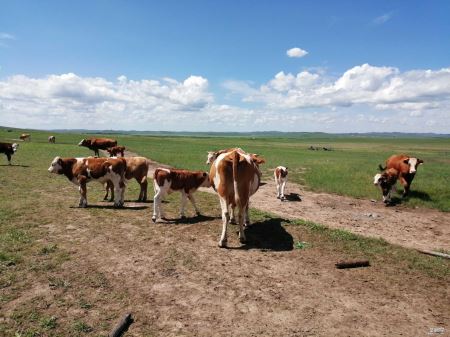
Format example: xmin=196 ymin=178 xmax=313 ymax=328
xmin=2 ymin=128 xmax=449 ymax=210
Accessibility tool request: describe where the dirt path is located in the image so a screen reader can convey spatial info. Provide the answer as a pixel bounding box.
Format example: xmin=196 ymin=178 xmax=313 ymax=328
xmin=133 ymin=150 xmax=449 ymax=253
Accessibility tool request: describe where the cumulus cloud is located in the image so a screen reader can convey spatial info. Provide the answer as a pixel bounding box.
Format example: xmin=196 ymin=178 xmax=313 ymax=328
xmin=286 ymin=47 xmax=308 ymax=58
xmin=0 ymin=73 xmax=215 ymax=129
xmin=0 ymin=32 xmax=15 ymax=48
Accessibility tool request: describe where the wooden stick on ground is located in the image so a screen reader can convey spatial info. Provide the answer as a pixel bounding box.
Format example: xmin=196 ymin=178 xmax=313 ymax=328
xmin=335 ymin=260 xmax=370 ymax=269
xmin=109 ymin=313 xmax=134 ymax=337
xmin=417 ymin=249 xmax=450 ymax=260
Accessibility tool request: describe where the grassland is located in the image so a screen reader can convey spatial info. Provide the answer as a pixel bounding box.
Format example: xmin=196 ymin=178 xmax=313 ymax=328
xmin=0 ymin=129 xmax=449 ymax=336
xmin=2 ymin=128 xmax=449 ymax=211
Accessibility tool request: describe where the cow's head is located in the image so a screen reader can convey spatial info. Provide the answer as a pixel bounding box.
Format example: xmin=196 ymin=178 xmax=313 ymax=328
xmin=206 ymin=151 xmax=218 ymax=164
xmin=373 ymin=168 xmax=398 ymax=203
xmin=48 ymin=156 xmax=64 ymax=174
xmin=78 ymin=139 xmax=91 ymax=147
xmin=280 ymin=166 xmax=288 ymax=177
xmin=250 ymin=153 xmax=265 ymax=166
xmin=12 ymin=143 xmax=19 ymax=152
xmin=403 ymin=157 xmax=423 ymax=174
xmin=200 ymin=172 xmax=212 ymax=188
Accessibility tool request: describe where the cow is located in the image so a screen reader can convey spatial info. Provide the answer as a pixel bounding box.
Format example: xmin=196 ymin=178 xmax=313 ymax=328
xmin=78 ymin=138 xmax=117 ymax=157
xmin=104 ymin=156 xmax=149 ymax=202
xmin=209 ymin=148 xmax=265 ymax=248
xmin=48 ymin=156 xmax=126 ymax=208
xmin=48 ymin=136 xmax=56 ymax=143
xmin=274 ymin=166 xmax=288 ymax=200
xmin=152 ymin=168 xmax=211 ymax=222
xmin=373 ymin=168 xmax=399 ymax=203
xmin=379 ymin=154 xmax=423 ymax=197
xmin=106 ymin=146 xmax=126 ymax=157
xmin=0 ymin=142 xmax=19 ymax=165
xmin=19 ymin=133 xmax=31 ymax=141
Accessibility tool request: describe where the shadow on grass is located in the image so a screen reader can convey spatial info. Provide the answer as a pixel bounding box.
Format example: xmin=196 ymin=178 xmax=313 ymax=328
xmin=0 ymin=164 xmax=30 ymax=167
xmin=160 ymin=214 xmax=219 ymax=225
xmin=70 ymin=205 xmax=148 ymax=210
xmin=406 ymin=190 xmax=432 ymax=201
xmin=239 ymin=217 xmax=293 ymax=251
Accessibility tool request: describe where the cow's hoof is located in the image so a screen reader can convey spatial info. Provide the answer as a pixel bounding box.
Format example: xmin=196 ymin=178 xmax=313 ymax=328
xmin=244 ymin=222 xmax=251 ymax=227
xmin=276 ymin=195 xmax=280 ymax=199
xmin=239 ymin=237 xmax=247 ymax=244
xmin=180 ymin=215 xmax=186 ymax=220
xmin=218 ymin=240 xmax=227 ymax=248
xmin=229 ymin=219 xmax=237 ymax=225
xmin=195 ymin=212 xmax=201 ymax=217
xmin=79 ymin=204 xmax=87 ymax=208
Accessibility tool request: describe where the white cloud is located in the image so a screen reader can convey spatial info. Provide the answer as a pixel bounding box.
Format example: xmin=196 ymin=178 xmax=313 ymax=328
xmin=286 ymin=47 xmax=308 ymax=58
xmin=0 ymin=32 xmax=15 ymax=48
xmin=373 ymin=12 xmax=394 ymax=25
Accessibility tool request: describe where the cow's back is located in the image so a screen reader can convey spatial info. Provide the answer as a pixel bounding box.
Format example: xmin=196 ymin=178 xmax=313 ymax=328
xmin=125 ymin=157 xmax=149 ymax=180
xmin=386 ymin=154 xmax=410 ymax=174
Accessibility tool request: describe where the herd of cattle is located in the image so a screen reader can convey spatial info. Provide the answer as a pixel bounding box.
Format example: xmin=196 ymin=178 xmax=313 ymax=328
xmin=1 ymin=135 xmax=423 ymax=247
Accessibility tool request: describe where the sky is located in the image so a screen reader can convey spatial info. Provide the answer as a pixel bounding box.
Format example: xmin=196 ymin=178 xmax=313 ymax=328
xmin=0 ymin=0 xmax=450 ymax=133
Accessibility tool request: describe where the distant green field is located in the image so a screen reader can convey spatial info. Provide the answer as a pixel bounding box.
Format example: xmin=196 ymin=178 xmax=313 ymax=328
xmin=1 ymin=128 xmax=449 ymax=211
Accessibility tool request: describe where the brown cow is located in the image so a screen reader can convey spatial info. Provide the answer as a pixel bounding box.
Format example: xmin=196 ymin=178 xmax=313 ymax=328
xmin=48 ymin=156 xmax=126 ymax=207
xmin=48 ymin=136 xmax=56 ymax=143
xmin=209 ymin=148 xmax=265 ymax=247
xmin=104 ymin=156 xmax=149 ymax=202
xmin=106 ymin=145 xmax=126 ymax=157
xmin=152 ymin=168 xmax=211 ymax=222
xmin=274 ymin=166 xmax=288 ymax=200
xmin=373 ymin=168 xmax=399 ymax=203
xmin=19 ymin=133 xmax=31 ymax=141
xmin=78 ymin=138 xmax=117 ymax=157
xmin=379 ymin=154 xmax=423 ymax=197
xmin=0 ymin=142 xmax=19 ymax=165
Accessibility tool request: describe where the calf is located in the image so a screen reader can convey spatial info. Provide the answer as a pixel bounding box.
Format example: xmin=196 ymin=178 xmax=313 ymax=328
xmin=48 ymin=136 xmax=56 ymax=143
xmin=0 ymin=142 xmax=19 ymax=165
xmin=78 ymin=138 xmax=117 ymax=157
xmin=209 ymin=148 xmax=265 ymax=247
xmin=373 ymin=168 xmax=399 ymax=203
xmin=274 ymin=166 xmax=288 ymax=200
xmin=20 ymin=133 xmax=31 ymax=141
xmin=48 ymin=156 xmax=126 ymax=207
xmin=152 ymin=168 xmax=211 ymax=222
xmin=104 ymin=156 xmax=149 ymax=202
xmin=106 ymin=146 xmax=126 ymax=157
xmin=379 ymin=154 xmax=423 ymax=197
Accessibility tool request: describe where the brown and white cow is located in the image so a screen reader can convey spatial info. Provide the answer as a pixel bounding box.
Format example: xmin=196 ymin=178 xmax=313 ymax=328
xmin=379 ymin=154 xmax=423 ymax=197
xmin=104 ymin=156 xmax=149 ymax=202
xmin=19 ymin=133 xmax=31 ymax=141
xmin=106 ymin=145 xmax=126 ymax=157
xmin=48 ymin=136 xmax=56 ymax=143
xmin=48 ymin=156 xmax=126 ymax=208
xmin=152 ymin=168 xmax=211 ymax=222
xmin=209 ymin=148 xmax=265 ymax=247
xmin=0 ymin=142 xmax=19 ymax=165
xmin=78 ymin=138 xmax=117 ymax=157
xmin=274 ymin=166 xmax=288 ymax=200
xmin=373 ymin=168 xmax=399 ymax=203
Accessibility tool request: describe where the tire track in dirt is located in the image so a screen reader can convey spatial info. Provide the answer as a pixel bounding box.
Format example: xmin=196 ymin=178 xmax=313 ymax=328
xmin=121 ymin=150 xmax=449 ymax=252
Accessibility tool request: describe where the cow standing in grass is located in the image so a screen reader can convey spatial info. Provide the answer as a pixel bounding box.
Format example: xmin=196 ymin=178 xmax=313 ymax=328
xmin=48 ymin=156 xmax=126 ymax=208
xmin=209 ymin=148 xmax=265 ymax=248
xmin=104 ymin=156 xmax=149 ymax=202
xmin=20 ymin=133 xmax=31 ymax=141
xmin=152 ymin=168 xmax=211 ymax=222
xmin=379 ymin=154 xmax=423 ymax=197
xmin=78 ymin=138 xmax=117 ymax=157
xmin=0 ymin=142 xmax=19 ymax=165
xmin=48 ymin=136 xmax=56 ymax=143
xmin=106 ymin=146 xmax=126 ymax=157
xmin=274 ymin=166 xmax=288 ymax=200
xmin=373 ymin=168 xmax=399 ymax=203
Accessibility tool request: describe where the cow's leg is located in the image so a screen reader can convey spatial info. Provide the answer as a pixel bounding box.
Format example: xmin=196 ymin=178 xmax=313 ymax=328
xmin=78 ymin=176 xmax=88 ymax=208
xmin=141 ymin=178 xmax=148 ymax=202
xmin=180 ymin=191 xmax=187 ymax=218
xmin=244 ymin=204 xmax=250 ymax=227
xmin=399 ymin=175 xmax=409 ymax=197
xmin=152 ymin=183 xmax=165 ymax=221
xmin=218 ymin=197 xmax=229 ymax=248
xmin=187 ymin=193 xmax=201 ymax=216
xmin=403 ymin=175 xmax=414 ymax=197
xmin=280 ymin=180 xmax=287 ymax=200
xmin=109 ymin=174 xmax=125 ymax=208
xmin=7 ymin=153 xmax=11 ymax=165
xmin=95 ymin=149 xmax=99 ymax=157
xmin=237 ymin=204 xmax=247 ymax=244
xmin=276 ymin=178 xmax=280 ymax=198
xmin=228 ymin=205 xmax=236 ymax=224
xmin=104 ymin=180 xmax=114 ymax=201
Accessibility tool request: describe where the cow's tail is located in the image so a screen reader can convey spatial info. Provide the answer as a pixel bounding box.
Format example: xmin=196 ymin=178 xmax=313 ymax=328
xmin=378 ymin=164 xmax=386 ymax=171
xmin=232 ymin=150 xmax=240 ymax=206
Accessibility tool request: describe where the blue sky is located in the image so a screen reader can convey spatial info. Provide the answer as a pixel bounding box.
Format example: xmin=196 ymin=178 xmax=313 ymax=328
xmin=1 ymin=1 xmax=450 ymax=132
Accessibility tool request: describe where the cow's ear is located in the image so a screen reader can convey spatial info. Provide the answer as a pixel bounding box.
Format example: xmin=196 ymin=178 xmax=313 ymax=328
xmin=403 ymin=159 xmax=409 ymax=164
xmin=418 ymin=159 xmax=424 ymax=164
xmin=202 ymin=172 xmax=207 ymax=177
xmin=57 ymin=158 xmax=63 ymax=165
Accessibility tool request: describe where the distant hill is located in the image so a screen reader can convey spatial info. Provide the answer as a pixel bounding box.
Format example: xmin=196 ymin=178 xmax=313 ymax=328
xmin=1 ymin=126 xmax=449 ymax=138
